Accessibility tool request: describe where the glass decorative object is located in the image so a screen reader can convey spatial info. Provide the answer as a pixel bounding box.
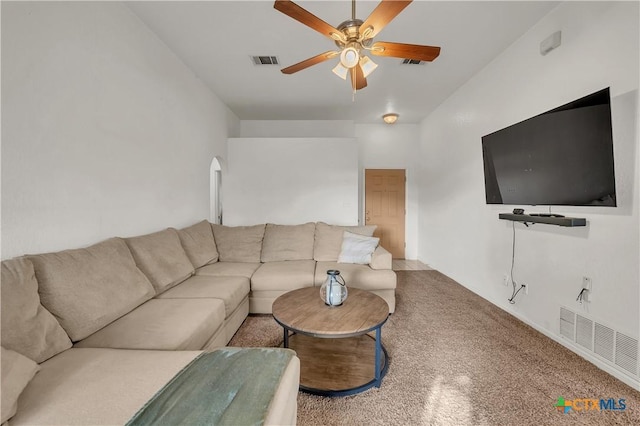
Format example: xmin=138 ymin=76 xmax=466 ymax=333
xmin=320 ymin=270 xmax=348 ymax=306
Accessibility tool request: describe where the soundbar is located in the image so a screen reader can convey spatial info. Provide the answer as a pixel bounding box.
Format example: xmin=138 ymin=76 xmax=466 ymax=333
xmin=499 ymin=213 xmax=586 ymax=227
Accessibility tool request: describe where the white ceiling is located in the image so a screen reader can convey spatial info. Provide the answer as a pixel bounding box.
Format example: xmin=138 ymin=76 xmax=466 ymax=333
xmin=127 ymin=1 xmax=558 ymax=124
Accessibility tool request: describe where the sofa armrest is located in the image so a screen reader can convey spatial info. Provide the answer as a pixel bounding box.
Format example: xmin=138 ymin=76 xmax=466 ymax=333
xmin=369 ymin=246 xmax=392 ymax=270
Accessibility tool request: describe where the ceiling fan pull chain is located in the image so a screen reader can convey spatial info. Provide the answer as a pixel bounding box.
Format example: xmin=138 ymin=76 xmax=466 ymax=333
xmin=352 ymin=71 xmax=356 ymax=102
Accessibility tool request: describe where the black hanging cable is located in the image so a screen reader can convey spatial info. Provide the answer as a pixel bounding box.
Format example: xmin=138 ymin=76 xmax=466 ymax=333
xmin=508 ymin=221 xmax=526 ymax=304
xmin=576 ymin=288 xmax=587 ymax=304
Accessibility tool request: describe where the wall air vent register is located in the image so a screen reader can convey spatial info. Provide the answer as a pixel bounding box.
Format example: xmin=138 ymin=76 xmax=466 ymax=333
xmin=560 ymin=307 xmax=638 ymax=379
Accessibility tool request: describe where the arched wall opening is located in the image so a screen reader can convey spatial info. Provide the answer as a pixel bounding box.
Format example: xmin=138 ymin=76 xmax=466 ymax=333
xmin=210 ymin=156 xmax=223 ymax=224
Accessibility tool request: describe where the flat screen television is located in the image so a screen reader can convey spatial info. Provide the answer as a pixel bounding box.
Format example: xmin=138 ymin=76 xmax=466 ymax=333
xmin=481 ymin=88 xmax=616 ymax=207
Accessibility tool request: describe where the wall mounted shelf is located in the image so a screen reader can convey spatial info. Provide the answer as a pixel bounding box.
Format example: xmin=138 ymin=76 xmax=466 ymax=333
xmin=499 ymin=213 xmax=587 ymax=227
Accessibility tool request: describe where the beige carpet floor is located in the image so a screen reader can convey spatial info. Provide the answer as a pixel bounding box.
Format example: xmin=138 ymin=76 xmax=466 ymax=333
xmin=229 ymin=270 xmax=640 ymax=425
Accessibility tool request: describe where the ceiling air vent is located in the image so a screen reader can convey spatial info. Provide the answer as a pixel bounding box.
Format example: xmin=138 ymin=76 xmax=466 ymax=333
xmin=401 ymin=59 xmax=425 ymax=65
xmin=251 ymin=56 xmax=279 ymax=66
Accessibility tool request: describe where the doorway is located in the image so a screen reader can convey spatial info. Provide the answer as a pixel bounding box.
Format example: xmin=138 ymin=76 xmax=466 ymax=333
xmin=364 ymin=169 xmax=406 ymax=259
xmin=210 ymin=157 xmax=223 ymax=224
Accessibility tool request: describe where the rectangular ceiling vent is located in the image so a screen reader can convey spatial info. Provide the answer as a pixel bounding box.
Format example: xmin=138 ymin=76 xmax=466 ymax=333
xmin=251 ymin=56 xmax=279 ymax=66
xmin=401 ymin=59 xmax=425 ymax=65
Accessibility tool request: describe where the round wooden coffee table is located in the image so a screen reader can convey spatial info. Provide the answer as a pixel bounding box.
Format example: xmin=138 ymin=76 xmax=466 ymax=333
xmin=272 ymin=287 xmax=389 ymax=396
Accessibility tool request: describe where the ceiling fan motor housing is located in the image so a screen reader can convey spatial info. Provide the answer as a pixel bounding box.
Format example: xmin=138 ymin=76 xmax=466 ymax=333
xmin=335 ymin=19 xmax=364 ymax=47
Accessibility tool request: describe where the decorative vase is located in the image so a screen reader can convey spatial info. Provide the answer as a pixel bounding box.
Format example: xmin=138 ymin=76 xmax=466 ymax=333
xmin=320 ymin=270 xmax=347 ymax=306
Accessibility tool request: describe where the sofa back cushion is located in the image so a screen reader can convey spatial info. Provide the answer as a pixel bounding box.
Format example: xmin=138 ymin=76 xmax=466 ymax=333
xmin=126 ymin=228 xmax=195 ymax=293
xmin=28 ymin=238 xmax=156 ymax=342
xmin=1 ymin=258 xmax=72 ymax=363
xmin=211 ymin=224 xmax=265 ymax=263
xmin=313 ymin=222 xmax=377 ymax=261
xmin=261 ymin=223 xmax=316 ymax=262
xmin=177 ymin=220 xmax=219 ymax=269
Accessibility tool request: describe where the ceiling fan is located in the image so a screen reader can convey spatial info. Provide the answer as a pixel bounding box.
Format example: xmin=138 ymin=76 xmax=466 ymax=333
xmin=274 ymin=0 xmax=441 ymax=92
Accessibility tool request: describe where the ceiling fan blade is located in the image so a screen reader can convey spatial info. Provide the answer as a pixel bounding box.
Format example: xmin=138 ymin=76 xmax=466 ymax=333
xmin=360 ymin=0 xmax=412 ymax=39
xmin=350 ymin=65 xmax=367 ymax=91
xmin=370 ymin=41 xmax=441 ymax=61
xmin=274 ymin=0 xmax=344 ymax=42
xmin=281 ymin=51 xmax=338 ymax=74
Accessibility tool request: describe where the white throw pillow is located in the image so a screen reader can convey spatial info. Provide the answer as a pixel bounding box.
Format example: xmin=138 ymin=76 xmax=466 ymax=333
xmin=338 ymin=231 xmax=380 ymax=264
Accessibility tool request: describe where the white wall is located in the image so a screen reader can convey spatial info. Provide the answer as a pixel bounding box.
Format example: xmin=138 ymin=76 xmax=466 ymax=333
xmin=419 ymin=1 xmax=639 ymax=386
xmin=355 ymin=124 xmax=420 ymax=259
xmin=1 ymin=2 xmax=239 ymax=259
xmin=224 ymin=138 xmax=358 ymax=225
xmin=240 ymin=120 xmax=354 ymax=138
xmin=239 ymin=120 xmax=421 ymax=258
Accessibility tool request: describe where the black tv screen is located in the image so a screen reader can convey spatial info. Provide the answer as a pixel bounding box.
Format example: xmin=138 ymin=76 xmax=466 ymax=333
xmin=481 ymin=88 xmax=616 ymax=206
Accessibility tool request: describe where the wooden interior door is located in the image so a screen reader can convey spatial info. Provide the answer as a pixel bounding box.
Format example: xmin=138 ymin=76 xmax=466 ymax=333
xmin=365 ymin=169 xmax=406 ymax=259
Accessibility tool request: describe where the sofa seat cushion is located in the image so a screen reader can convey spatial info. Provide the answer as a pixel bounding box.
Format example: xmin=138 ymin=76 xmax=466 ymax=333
xmin=9 ymin=348 xmax=201 ymax=426
xmin=313 ymin=222 xmax=377 ymax=261
xmin=1 ymin=258 xmax=72 ymax=363
xmin=195 ymin=262 xmax=261 ymax=279
xmin=261 ymin=223 xmax=315 ymax=262
xmin=157 ymin=275 xmax=249 ymax=318
xmin=211 ymin=224 xmax=265 ymax=262
xmin=314 ymin=261 xmax=397 ymax=291
xmin=251 ymin=260 xmax=316 ymax=292
xmin=1 ymin=346 xmax=40 ymax=423
xmin=126 ymin=228 xmax=195 ymax=293
xmin=28 ymin=238 xmax=156 ymax=342
xmin=74 ymin=299 xmax=225 ymax=351
xmin=177 ymin=220 xmax=219 ymax=268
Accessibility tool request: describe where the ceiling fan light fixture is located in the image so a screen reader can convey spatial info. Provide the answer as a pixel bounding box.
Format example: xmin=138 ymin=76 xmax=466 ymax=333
xmin=332 ymin=62 xmax=349 ymax=80
xmin=383 ymin=113 xmax=399 ymax=124
xmin=340 ymin=46 xmax=360 ymax=69
xmin=359 ymin=56 xmax=378 ymax=78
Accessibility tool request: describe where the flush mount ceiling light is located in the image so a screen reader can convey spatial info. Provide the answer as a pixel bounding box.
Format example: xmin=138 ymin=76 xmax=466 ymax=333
xmin=274 ymin=0 xmax=441 ymax=93
xmin=383 ymin=113 xmax=399 ymax=124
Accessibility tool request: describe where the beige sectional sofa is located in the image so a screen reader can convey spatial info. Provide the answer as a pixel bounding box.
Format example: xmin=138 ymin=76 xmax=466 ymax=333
xmin=1 ymin=220 xmax=396 ymax=425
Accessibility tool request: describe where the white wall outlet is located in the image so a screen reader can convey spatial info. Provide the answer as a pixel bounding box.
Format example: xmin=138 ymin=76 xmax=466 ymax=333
xmin=503 ymin=274 xmax=509 ymax=286
xmin=540 ymin=30 xmax=562 ymax=55
xmin=583 ymin=276 xmax=592 ymax=302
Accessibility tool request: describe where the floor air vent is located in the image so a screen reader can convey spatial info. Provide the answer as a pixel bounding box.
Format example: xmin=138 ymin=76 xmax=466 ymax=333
xmin=560 ymin=307 xmax=639 ymax=378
